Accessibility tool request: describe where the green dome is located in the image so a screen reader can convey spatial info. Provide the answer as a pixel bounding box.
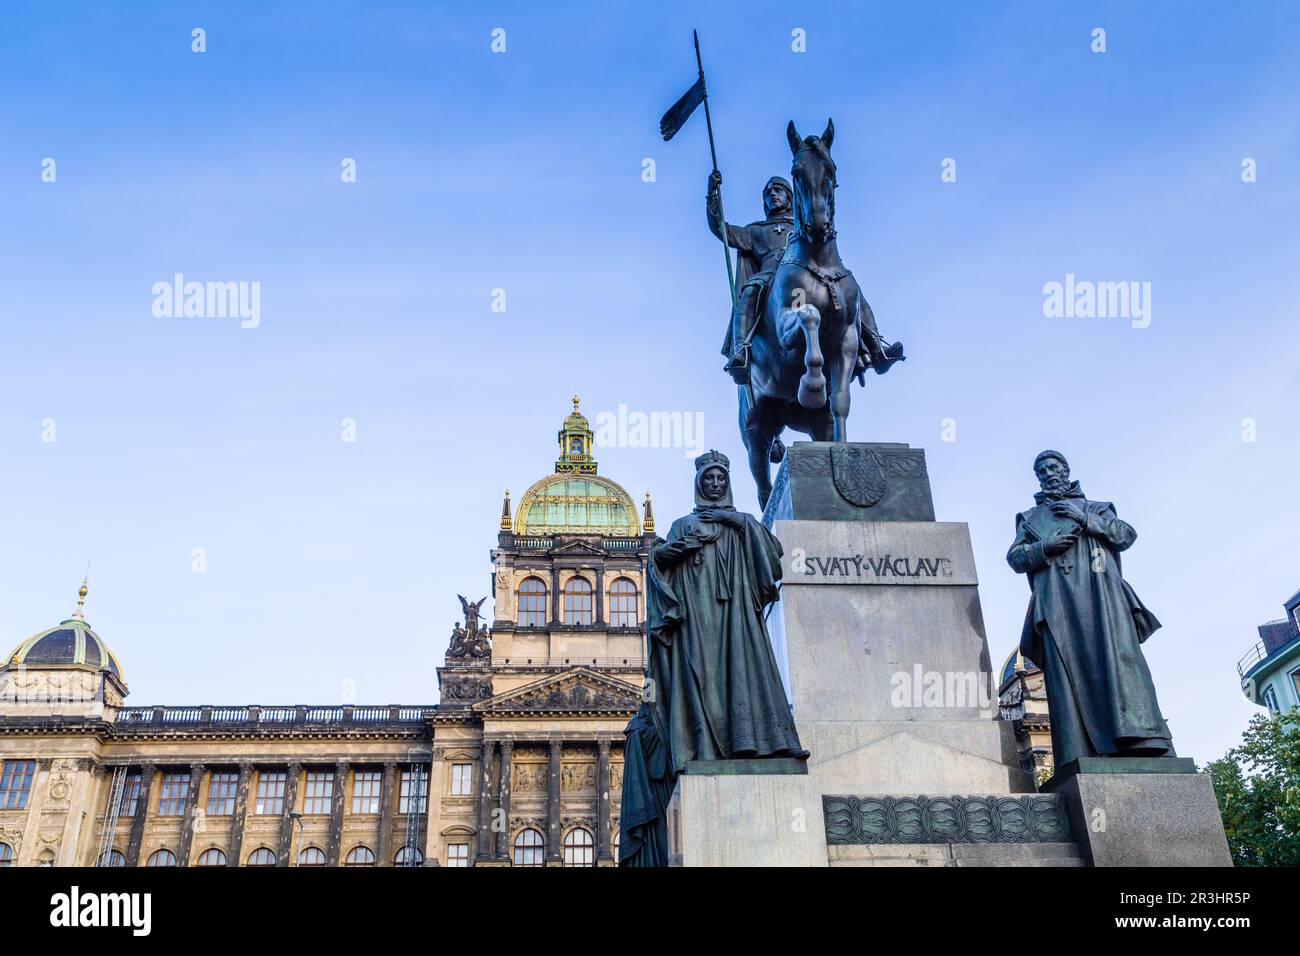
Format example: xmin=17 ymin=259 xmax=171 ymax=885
xmin=516 ymin=475 xmax=639 ymax=536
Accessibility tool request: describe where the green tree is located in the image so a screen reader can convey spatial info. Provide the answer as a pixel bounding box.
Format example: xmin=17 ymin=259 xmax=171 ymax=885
xmin=1205 ymin=707 xmax=1300 ymax=866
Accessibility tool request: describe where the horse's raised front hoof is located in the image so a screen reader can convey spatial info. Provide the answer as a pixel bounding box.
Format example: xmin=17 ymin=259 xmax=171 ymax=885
xmin=769 ymin=437 xmax=786 ymax=464
xmin=797 ymin=376 xmax=827 ymax=409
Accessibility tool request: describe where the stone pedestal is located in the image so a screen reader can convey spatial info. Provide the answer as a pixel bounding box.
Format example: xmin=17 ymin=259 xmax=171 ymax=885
xmin=1043 ymin=758 xmax=1232 ymax=867
xmin=668 ymin=765 xmax=827 ymax=868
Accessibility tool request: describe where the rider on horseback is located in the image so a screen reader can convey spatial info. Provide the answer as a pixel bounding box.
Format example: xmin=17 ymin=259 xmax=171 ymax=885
xmin=708 ymin=170 xmax=903 ymax=386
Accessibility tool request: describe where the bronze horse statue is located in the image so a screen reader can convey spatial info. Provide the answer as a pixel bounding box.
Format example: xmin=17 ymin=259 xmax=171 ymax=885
xmin=739 ymin=119 xmax=904 ymax=509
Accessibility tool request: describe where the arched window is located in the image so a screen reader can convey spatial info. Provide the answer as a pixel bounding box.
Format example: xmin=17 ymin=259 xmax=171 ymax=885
xmin=246 ymin=848 xmax=276 ymax=867
xmin=512 ymin=828 xmax=545 ymax=867
xmin=563 ymin=827 xmax=595 ymax=867
xmin=97 ymin=849 xmax=126 ymax=868
xmin=609 ymin=578 xmax=639 ymax=627
xmin=298 ymin=847 xmax=326 ymax=866
xmin=195 ymin=848 xmax=227 ymax=867
xmin=517 ymin=576 xmax=547 ymax=627
xmin=563 ymin=577 xmax=593 ymax=626
xmin=0 ymin=843 xmax=13 ymax=867
xmin=394 ymin=845 xmax=423 ymax=867
xmin=345 ymin=846 xmax=375 ymax=867
xmin=146 ymin=848 xmax=177 ymax=867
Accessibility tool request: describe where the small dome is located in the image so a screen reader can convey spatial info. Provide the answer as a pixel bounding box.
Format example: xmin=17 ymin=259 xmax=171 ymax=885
xmin=4 ymin=579 xmax=124 ymax=683
xmin=998 ymin=649 xmax=1038 ymax=686
xmin=5 ymin=618 xmax=123 ymax=681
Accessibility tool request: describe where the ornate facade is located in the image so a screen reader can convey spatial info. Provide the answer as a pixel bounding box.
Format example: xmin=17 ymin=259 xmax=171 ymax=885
xmin=0 ymin=398 xmax=646 ymax=867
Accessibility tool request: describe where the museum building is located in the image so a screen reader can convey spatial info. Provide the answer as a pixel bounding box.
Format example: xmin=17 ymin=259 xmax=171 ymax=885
xmin=0 ymin=399 xmax=647 ymax=867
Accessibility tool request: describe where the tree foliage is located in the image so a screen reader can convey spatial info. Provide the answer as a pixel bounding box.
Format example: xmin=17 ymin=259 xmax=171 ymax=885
xmin=1205 ymin=707 xmax=1300 ymax=866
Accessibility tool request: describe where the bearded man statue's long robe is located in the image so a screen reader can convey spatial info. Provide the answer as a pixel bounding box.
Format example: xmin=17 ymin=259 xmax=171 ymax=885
xmin=1007 ymin=479 xmax=1174 ymax=769
xmin=618 ymin=456 xmax=805 ymax=867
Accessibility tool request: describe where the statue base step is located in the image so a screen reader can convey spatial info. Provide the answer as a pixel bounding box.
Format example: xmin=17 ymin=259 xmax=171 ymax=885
xmin=1043 ymin=758 xmax=1232 ymax=866
xmin=827 ymin=841 xmax=1086 ymax=867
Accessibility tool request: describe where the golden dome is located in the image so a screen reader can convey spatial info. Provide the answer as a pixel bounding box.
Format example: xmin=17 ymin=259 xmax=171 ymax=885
xmin=515 ymin=474 xmax=640 ymax=536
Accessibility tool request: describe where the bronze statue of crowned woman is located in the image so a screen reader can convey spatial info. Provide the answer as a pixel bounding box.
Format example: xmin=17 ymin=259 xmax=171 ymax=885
xmin=618 ymin=450 xmax=806 ymax=867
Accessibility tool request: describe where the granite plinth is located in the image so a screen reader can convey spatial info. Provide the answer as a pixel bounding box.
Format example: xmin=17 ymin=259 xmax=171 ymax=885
xmin=1046 ymin=760 xmax=1231 ymax=866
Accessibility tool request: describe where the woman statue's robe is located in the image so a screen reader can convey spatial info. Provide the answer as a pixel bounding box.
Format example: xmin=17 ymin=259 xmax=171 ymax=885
xmin=645 ymin=509 xmax=806 ymax=770
xmin=619 ymin=483 xmax=806 ymax=866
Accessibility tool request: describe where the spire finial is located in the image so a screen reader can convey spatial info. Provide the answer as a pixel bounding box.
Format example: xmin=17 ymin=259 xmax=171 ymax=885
xmin=642 ymin=491 xmax=656 ymax=533
xmin=72 ymin=564 xmax=90 ymax=621
xmin=500 ymin=489 xmax=513 ymax=530
xmin=572 ymin=394 xmax=580 ymax=413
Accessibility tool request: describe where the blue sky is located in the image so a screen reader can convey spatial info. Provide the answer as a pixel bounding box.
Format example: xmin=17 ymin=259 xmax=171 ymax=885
xmin=1 ymin=1 xmax=1297 ymax=765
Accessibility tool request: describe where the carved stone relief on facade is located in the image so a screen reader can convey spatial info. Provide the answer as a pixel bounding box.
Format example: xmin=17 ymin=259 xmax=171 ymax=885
xmin=46 ymin=759 xmax=76 ymax=806
xmin=512 ymin=764 xmax=548 ymax=792
xmin=561 ymin=763 xmax=596 ymax=792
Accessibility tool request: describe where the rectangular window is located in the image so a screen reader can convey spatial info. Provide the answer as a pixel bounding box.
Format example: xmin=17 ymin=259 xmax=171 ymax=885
xmin=609 ymin=581 xmax=639 ymax=627
xmin=517 ymin=578 xmax=547 ymax=627
xmin=156 ymin=772 xmax=191 ymax=816
xmin=450 ymin=763 xmax=472 ymax=796
xmin=352 ymin=770 xmax=381 ymax=814
xmin=206 ymin=771 xmax=238 ymax=815
xmin=0 ymin=760 xmax=36 ymax=810
xmin=447 ymin=843 xmax=469 ymax=867
xmin=1290 ymin=669 xmax=1300 ymax=702
xmin=399 ymin=768 xmax=427 ymax=814
xmin=255 ymin=771 xmax=287 ymax=815
xmin=118 ymin=772 xmax=142 ymax=817
xmin=303 ymin=771 xmax=334 ymax=815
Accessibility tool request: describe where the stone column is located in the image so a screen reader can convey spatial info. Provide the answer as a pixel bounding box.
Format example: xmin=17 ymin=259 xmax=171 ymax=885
xmin=422 ymin=747 xmax=448 ymax=866
xmin=474 ymin=741 xmax=497 ymax=864
xmin=16 ymin=759 xmax=51 ymax=866
xmin=125 ymin=764 xmax=156 ymax=867
xmin=495 ymin=740 xmax=513 ymax=859
xmin=545 ymin=738 xmax=562 ymax=863
xmin=375 ymin=761 xmax=398 ymax=867
xmin=595 ymin=566 xmax=605 ymax=625
xmin=226 ymin=762 xmax=253 ymax=867
xmin=76 ymin=763 xmax=109 ymax=866
xmin=551 ymin=564 xmax=561 ymax=625
xmin=596 ymin=740 xmax=613 ymax=864
xmin=275 ymin=762 xmax=303 ymax=867
xmin=59 ymin=758 xmax=98 ymax=866
xmin=176 ymin=764 xmax=205 ymax=866
xmin=326 ymin=760 xmax=349 ymax=866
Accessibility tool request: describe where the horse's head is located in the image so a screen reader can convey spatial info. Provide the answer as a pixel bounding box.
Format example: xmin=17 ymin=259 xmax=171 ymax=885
xmin=786 ymin=118 xmax=837 ymax=244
